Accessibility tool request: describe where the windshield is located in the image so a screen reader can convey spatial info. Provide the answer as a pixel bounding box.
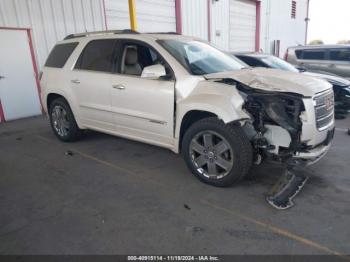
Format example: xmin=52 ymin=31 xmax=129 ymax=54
xmin=158 ymin=40 xmax=246 ymax=75
xmin=260 ymin=56 xmax=299 ymax=73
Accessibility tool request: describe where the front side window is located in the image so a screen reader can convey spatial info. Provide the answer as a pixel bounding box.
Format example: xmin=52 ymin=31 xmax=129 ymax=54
xmin=302 ymin=50 xmax=326 ymax=60
xmin=119 ymin=41 xmax=171 ymax=77
xmin=75 ymin=39 xmax=117 ymax=72
xmin=45 ymin=42 xmax=78 ymax=68
xmin=330 ymin=49 xmax=350 ymax=61
xmin=159 ymin=40 xmax=245 ymax=75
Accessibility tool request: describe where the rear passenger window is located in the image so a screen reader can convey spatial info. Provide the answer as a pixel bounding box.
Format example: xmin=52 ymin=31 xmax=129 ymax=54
xmin=75 ymin=39 xmax=117 ymax=72
xmin=45 ymin=42 xmax=78 ymax=68
xmin=302 ymin=50 xmax=326 ymax=60
xmin=330 ymin=49 xmax=350 ymax=61
xmin=295 ymin=50 xmax=303 ymax=59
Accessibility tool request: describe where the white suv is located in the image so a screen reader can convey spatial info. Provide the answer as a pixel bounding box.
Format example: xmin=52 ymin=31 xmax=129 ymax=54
xmin=40 ymin=30 xmax=335 ymax=187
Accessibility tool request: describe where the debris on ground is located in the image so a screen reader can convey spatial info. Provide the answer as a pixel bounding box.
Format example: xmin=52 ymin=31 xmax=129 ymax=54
xmin=266 ymin=168 xmax=308 ymax=210
xmin=15 ymin=137 xmax=22 ymax=141
xmin=65 ymin=150 xmax=74 ymax=156
xmin=184 ymin=204 xmax=191 ymax=210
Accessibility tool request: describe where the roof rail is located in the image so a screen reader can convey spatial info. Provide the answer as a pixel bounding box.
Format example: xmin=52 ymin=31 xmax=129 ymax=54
xmin=64 ymin=29 xmax=139 ymax=40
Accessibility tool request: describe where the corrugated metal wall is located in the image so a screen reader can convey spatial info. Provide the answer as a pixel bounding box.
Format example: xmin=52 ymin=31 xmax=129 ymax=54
xmin=210 ymin=0 xmax=230 ymax=50
xmin=260 ymin=0 xmax=308 ymax=57
xmin=106 ymin=0 xmax=176 ymax=32
xmin=181 ymin=0 xmax=208 ymax=41
xmin=0 ymin=0 xmax=105 ymax=68
xmin=229 ymin=0 xmax=256 ymax=52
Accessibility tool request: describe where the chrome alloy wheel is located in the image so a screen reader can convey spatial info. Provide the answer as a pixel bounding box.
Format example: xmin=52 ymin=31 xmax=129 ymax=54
xmin=51 ymin=105 xmax=70 ymax=137
xmin=189 ymin=131 xmax=234 ymax=179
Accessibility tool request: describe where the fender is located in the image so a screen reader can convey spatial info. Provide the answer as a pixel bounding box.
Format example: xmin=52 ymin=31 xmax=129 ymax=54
xmin=174 ymin=81 xmax=250 ymax=152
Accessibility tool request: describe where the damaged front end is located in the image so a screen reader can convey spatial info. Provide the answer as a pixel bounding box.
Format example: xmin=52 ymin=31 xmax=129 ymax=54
xmin=242 ymin=88 xmax=305 ymax=163
xmin=220 ymin=79 xmax=308 ymax=164
xmin=218 ymin=78 xmax=335 ymax=209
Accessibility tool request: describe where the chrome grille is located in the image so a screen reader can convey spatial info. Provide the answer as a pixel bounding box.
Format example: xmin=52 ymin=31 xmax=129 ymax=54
xmin=314 ymin=90 xmax=334 ymax=130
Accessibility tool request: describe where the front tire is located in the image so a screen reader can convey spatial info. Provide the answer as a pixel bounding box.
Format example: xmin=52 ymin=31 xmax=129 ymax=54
xmin=182 ymin=117 xmax=253 ymax=187
xmin=49 ymin=98 xmax=82 ymax=142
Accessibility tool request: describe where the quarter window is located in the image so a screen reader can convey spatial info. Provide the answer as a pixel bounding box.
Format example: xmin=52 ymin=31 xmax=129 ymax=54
xmin=302 ymin=50 xmax=326 ymax=60
xmin=295 ymin=50 xmax=303 ymax=59
xmin=75 ymin=39 xmax=117 ymax=72
xmin=330 ymin=49 xmax=350 ymax=61
xmin=45 ymin=42 xmax=78 ymax=68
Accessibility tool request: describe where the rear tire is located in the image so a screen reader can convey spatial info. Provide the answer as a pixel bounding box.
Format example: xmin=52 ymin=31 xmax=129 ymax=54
xmin=49 ymin=98 xmax=82 ymax=142
xmin=182 ymin=117 xmax=253 ymax=187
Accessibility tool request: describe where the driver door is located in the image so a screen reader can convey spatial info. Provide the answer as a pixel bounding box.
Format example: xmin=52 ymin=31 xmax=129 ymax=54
xmin=110 ymin=40 xmax=175 ymax=147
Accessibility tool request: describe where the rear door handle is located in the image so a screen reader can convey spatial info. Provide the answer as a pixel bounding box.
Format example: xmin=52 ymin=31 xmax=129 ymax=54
xmin=328 ymin=64 xmax=336 ymax=68
xmin=0 ymin=75 xmax=5 ymax=80
xmin=71 ymin=79 xmax=80 ymax=84
xmin=113 ymin=84 xmax=126 ymax=90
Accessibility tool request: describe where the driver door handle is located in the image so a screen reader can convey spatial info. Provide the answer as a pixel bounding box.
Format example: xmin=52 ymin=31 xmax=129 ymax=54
xmin=113 ymin=84 xmax=126 ymax=90
xmin=0 ymin=75 xmax=5 ymax=80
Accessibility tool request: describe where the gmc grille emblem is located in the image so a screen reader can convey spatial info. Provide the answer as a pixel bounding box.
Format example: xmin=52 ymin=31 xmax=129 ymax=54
xmin=325 ymin=97 xmax=334 ymax=110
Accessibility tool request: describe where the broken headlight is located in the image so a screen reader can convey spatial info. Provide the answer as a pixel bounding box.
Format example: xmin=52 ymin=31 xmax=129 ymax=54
xmin=244 ymin=94 xmax=303 ymax=134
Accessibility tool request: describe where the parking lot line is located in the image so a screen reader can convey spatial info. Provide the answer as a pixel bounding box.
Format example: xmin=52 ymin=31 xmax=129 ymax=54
xmin=36 ymin=135 xmax=168 ymax=188
xmin=201 ymin=199 xmax=347 ymax=258
xmin=36 ymin=134 xmax=348 ymax=258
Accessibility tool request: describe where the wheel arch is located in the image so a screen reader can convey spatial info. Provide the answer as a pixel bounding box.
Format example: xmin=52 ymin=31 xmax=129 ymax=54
xmin=174 ymin=95 xmax=250 ymax=153
xmin=46 ymin=92 xmax=83 ymax=129
xmin=47 ymin=93 xmax=67 ymax=111
xmin=178 ymin=110 xmax=217 ymax=152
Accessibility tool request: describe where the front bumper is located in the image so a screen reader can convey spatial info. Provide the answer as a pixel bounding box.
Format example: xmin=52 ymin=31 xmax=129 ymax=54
xmin=292 ymin=127 xmax=334 ymax=166
xmin=293 ymin=144 xmax=331 ymax=166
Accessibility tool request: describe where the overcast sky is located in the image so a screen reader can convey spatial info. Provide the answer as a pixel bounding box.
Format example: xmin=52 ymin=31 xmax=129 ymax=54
xmin=308 ymin=0 xmax=350 ymax=44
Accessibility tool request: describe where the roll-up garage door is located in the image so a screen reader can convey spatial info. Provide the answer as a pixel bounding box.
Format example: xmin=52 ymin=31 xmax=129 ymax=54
xmin=229 ymin=0 xmax=256 ymax=52
xmin=106 ymin=0 xmax=176 ymax=32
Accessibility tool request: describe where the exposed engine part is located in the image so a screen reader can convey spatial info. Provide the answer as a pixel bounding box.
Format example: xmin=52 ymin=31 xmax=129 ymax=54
xmin=226 ymin=80 xmax=306 ymax=160
xmin=266 ymin=168 xmax=308 ymax=210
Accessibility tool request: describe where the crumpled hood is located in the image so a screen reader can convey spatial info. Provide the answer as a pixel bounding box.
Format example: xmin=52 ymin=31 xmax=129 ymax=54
xmin=204 ymin=68 xmax=332 ymax=97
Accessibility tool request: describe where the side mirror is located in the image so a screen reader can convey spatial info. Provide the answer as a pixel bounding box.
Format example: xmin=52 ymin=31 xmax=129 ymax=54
xmin=141 ymin=64 xmax=167 ymax=80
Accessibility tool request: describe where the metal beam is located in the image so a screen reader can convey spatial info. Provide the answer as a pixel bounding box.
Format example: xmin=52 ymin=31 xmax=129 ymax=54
xmin=128 ymin=0 xmax=137 ymax=31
